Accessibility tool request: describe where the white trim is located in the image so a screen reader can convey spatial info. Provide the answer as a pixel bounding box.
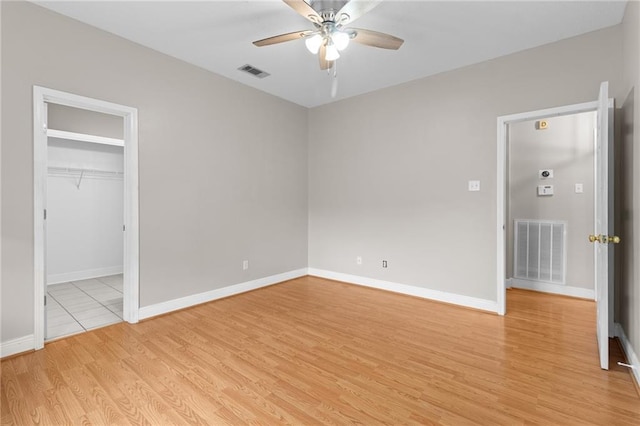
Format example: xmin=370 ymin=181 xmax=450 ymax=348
xmin=497 ymin=116 xmax=507 ymax=315
xmin=47 ymin=266 xmax=123 ymax=285
xmin=615 ymin=323 xmax=640 ymax=388
xmin=122 ymin=105 xmax=139 ymax=324
xmin=47 ymin=129 xmax=124 ymax=147
xmin=308 ymin=268 xmax=498 ymax=313
xmin=138 ymin=269 xmax=308 ymax=320
xmin=511 ymin=278 xmax=595 ymax=300
xmin=33 ymin=86 xmax=139 ymax=351
xmin=498 ymin=100 xmax=598 ymax=125
xmin=0 ymin=335 xmax=35 ymax=358
xmin=497 ymin=100 xmax=600 ymax=316
xmin=33 ymin=89 xmax=47 ymax=349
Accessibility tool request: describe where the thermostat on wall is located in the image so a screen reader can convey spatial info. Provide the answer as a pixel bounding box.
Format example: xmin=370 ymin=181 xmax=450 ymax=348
xmin=538 ymin=185 xmax=554 ymax=196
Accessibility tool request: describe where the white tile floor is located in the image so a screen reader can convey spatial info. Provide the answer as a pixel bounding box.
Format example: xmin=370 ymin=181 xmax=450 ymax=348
xmin=46 ymin=274 xmax=123 ymax=340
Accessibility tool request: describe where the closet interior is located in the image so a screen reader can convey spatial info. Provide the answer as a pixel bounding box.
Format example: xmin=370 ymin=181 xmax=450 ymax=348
xmin=45 ymin=104 xmax=125 ymax=340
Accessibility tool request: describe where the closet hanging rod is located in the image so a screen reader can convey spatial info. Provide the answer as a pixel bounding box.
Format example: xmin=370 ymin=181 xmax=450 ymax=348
xmin=46 ymin=128 xmax=124 ymax=147
xmin=48 ymin=166 xmax=124 ymax=176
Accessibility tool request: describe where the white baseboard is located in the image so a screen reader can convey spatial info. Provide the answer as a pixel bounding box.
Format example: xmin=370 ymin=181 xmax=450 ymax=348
xmin=1 ymin=335 xmax=34 ymax=358
xmin=308 ymin=268 xmax=498 ymax=313
xmin=48 ymin=266 xmax=123 ymax=285
xmin=615 ymin=322 xmax=640 ymax=388
xmin=511 ymin=278 xmax=595 ymax=300
xmin=138 ymin=268 xmax=308 ymax=320
xmin=505 ymin=278 xmax=513 ymax=288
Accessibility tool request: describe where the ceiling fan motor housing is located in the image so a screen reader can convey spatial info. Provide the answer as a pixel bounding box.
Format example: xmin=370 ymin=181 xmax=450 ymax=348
xmin=309 ymin=0 xmax=350 ymax=22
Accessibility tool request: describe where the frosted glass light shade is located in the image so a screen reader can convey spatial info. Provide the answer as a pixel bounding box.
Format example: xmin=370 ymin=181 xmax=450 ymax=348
xmin=305 ymin=34 xmax=322 ymax=54
xmin=332 ymin=31 xmax=350 ymax=51
xmin=325 ymin=43 xmax=340 ymax=61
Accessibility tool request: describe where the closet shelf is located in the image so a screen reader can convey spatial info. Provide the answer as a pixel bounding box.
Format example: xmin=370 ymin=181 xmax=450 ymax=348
xmin=47 ymin=128 xmax=124 ymax=147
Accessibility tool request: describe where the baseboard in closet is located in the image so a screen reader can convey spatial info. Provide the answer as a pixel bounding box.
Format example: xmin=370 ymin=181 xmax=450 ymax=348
xmin=510 ymin=278 xmax=594 ymax=300
xmin=47 ymin=266 xmax=123 ymax=285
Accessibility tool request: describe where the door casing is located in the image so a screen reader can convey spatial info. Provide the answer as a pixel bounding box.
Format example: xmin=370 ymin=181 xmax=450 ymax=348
xmin=496 ymin=98 xmax=612 ymax=315
xmin=33 ymin=86 xmax=139 ymax=349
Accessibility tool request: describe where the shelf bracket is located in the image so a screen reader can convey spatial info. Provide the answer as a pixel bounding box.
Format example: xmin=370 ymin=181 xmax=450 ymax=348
xmin=76 ymin=169 xmax=85 ymax=189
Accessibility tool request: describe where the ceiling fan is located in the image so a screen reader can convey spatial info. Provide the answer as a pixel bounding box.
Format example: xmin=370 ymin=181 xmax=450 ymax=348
xmin=253 ymin=0 xmax=404 ymax=71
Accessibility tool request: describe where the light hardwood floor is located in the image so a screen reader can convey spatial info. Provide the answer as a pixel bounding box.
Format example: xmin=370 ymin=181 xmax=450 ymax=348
xmin=2 ymin=276 xmax=639 ymax=424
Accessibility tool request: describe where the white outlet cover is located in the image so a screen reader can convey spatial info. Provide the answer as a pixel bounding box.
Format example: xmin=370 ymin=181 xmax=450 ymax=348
xmin=468 ymin=180 xmax=480 ymax=191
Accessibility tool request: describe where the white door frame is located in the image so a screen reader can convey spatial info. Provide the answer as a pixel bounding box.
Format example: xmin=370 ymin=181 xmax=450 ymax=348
xmin=33 ymin=86 xmax=139 ymax=349
xmin=496 ymin=100 xmax=601 ymax=315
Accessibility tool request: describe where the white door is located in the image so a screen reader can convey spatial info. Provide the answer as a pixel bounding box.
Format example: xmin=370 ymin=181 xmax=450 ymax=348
xmin=594 ymin=81 xmax=610 ymax=370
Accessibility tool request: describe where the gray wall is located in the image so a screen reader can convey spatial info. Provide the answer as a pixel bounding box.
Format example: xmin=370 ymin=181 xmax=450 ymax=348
xmin=619 ymin=0 xmax=640 ymax=369
xmin=1 ymin=1 xmax=308 ymax=342
xmin=507 ymin=112 xmax=595 ymax=291
xmin=48 ymin=104 xmax=124 ymax=139
xmin=308 ymin=26 xmax=623 ymax=302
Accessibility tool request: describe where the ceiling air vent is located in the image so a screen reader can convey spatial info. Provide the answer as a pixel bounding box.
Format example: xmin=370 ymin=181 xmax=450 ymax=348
xmin=238 ymin=64 xmax=270 ymax=79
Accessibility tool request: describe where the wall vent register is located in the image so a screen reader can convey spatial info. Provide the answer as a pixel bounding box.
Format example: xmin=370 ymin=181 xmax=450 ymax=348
xmin=514 ymin=219 xmax=566 ymax=285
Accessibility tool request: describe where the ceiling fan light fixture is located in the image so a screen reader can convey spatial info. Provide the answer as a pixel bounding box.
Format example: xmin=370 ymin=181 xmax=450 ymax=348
xmin=253 ymin=0 xmax=404 ymax=73
xmin=305 ymin=34 xmax=322 ymax=54
xmin=332 ymin=31 xmax=350 ymax=51
xmin=325 ymin=43 xmax=340 ymax=61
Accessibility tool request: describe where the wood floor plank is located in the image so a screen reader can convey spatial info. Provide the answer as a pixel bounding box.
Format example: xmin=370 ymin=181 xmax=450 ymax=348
xmin=2 ymin=277 xmax=640 ymax=424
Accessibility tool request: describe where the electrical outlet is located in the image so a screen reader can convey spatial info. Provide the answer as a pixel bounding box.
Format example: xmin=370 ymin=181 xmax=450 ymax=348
xmin=242 ymin=260 xmax=249 ymax=270
xmin=356 ymin=256 xmax=362 ymax=265
xmin=468 ymin=180 xmax=480 ymax=192
xmin=382 ymin=260 xmax=388 ymax=268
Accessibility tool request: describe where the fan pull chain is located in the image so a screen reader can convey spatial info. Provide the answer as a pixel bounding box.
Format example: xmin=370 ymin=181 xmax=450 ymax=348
xmin=330 ymin=61 xmax=338 ymax=98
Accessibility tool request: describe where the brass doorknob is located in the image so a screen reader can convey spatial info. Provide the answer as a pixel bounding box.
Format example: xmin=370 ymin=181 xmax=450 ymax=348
xmin=589 ymin=234 xmax=621 ymax=244
xmin=589 ymin=234 xmax=602 ymax=243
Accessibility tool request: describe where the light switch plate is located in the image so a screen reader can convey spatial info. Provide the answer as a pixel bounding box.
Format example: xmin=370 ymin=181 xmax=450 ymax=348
xmin=575 ymin=183 xmax=583 ymax=193
xmin=468 ymin=180 xmax=480 ymax=192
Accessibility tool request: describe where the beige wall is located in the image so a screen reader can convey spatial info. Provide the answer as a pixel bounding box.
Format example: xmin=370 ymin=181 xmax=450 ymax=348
xmin=508 ymin=112 xmax=595 ymax=291
xmin=1 ymin=2 xmax=308 ymax=342
xmin=48 ymin=104 xmax=124 ymax=139
xmin=308 ymin=26 xmax=623 ymax=302
xmin=619 ymin=0 xmax=640 ymax=368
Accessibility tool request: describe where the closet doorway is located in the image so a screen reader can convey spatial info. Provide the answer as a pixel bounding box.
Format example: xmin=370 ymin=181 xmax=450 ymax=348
xmin=33 ymin=87 xmax=139 ymax=349
xmin=46 ymin=106 xmax=125 ymax=340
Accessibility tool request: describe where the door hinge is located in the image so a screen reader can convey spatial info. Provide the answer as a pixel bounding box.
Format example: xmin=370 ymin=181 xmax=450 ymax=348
xmin=123 ymin=224 xmax=126 ymax=232
xmin=44 ymin=295 xmax=47 ymax=306
xmin=44 ymin=209 xmax=47 ymax=220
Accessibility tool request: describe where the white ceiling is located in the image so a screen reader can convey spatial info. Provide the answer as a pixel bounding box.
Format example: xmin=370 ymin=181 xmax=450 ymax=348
xmin=33 ymin=1 xmax=627 ymax=108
